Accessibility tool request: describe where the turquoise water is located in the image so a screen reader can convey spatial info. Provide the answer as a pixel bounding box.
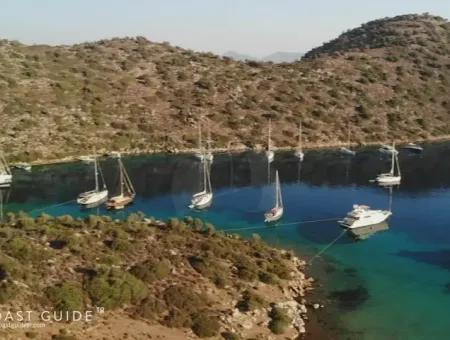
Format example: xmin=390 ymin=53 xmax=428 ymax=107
xmin=2 ymin=145 xmax=450 ymax=339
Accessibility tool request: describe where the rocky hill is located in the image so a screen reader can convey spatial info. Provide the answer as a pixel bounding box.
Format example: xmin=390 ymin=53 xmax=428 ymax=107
xmin=0 ymin=13 xmax=449 ymax=162
xmin=0 ymin=213 xmax=312 ymax=339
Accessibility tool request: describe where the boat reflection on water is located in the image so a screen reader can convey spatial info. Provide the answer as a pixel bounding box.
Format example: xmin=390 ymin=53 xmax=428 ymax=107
xmin=347 ymin=221 xmax=390 ymax=241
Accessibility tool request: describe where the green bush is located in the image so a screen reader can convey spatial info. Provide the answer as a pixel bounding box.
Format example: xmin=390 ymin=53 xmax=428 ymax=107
xmin=163 ymin=285 xmax=208 ymax=315
xmin=268 ymin=307 xmax=292 ymax=335
xmin=188 ymin=256 xmax=229 ymax=288
xmin=236 ymin=290 xmax=267 ymax=312
xmin=130 ymin=259 xmax=171 ymax=283
xmin=136 ymin=296 xmax=167 ymax=319
xmin=191 ymin=312 xmax=220 ymax=338
xmin=0 ymin=280 xmax=18 ymax=303
xmin=46 ymin=283 xmax=84 ymax=312
xmin=85 ymin=269 xmax=148 ymax=309
xmin=163 ymin=308 xmax=192 ymax=328
xmin=235 ymin=256 xmax=259 ymax=282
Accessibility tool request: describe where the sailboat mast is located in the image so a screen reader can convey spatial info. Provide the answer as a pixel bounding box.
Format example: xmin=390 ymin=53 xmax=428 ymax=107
xmin=298 ymin=122 xmax=302 ymax=150
xmin=203 ymin=159 xmax=208 ymax=192
xmin=347 ymin=120 xmax=351 ymax=148
xmin=391 ymin=144 xmax=395 ymax=175
xmin=206 ymin=162 xmax=212 ymax=194
xmin=119 ymin=157 xmax=124 ymax=196
xmin=94 ymin=158 xmax=99 ymax=192
xmin=396 ymin=153 xmax=401 ymax=177
xmin=268 ymin=119 xmax=272 ymax=152
xmin=198 ymin=122 xmax=203 ymax=154
xmin=0 ymin=190 xmax=3 ymax=222
xmin=275 ymin=171 xmax=279 ymax=208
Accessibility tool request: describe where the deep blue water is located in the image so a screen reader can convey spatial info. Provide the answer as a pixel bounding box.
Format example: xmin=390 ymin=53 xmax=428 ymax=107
xmin=2 ymin=144 xmax=450 ymax=339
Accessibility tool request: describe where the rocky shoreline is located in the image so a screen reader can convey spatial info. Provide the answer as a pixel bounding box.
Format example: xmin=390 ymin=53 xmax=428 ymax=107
xmin=12 ymin=134 xmax=450 ymax=167
xmin=0 ymin=213 xmax=323 ymax=339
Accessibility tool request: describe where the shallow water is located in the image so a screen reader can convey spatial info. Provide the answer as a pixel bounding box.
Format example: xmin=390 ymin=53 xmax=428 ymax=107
xmin=2 ymin=144 xmax=450 ymax=339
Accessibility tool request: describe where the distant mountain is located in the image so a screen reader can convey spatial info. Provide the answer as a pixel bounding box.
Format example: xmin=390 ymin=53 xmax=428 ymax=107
xmin=262 ymin=52 xmax=303 ymax=63
xmin=223 ymin=50 xmax=257 ymax=61
xmin=224 ymin=51 xmax=303 ymax=63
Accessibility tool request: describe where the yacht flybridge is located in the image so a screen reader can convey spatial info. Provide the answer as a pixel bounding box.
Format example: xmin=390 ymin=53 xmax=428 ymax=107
xmin=106 ymin=154 xmax=135 ymax=210
xmin=266 ymin=119 xmax=274 ymax=163
xmin=339 ymin=204 xmax=391 ymax=229
xmin=189 ymin=159 xmax=213 ymax=210
xmin=264 ymin=170 xmax=284 ymax=223
xmin=294 ymin=122 xmax=305 ymax=161
xmin=0 ymin=152 xmax=12 ymax=187
xmin=375 ymin=143 xmax=401 ymax=185
xmin=77 ymin=157 xmax=108 ymax=207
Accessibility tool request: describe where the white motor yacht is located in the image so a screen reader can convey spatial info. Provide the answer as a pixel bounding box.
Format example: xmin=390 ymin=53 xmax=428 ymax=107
xmin=339 ymin=204 xmax=392 ymax=229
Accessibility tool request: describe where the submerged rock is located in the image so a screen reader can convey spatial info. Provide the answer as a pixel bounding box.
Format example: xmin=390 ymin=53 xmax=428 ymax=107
xmin=328 ymin=285 xmax=369 ymax=311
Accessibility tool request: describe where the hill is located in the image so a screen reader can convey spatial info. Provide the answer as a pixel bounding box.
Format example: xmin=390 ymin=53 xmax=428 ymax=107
xmin=0 ymin=213 xmax=311 ymax=339
xmin=0 ymin=13 xmax=449 ymax=162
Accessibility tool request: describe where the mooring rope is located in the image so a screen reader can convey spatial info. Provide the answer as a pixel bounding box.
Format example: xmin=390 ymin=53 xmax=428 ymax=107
xmin=222 ymin=217 xmax=340 ymax=233
xmin=28 ymin=199 xmax=76 ymax=214
xmin=307 ymin=229 xmax=348 ymax=265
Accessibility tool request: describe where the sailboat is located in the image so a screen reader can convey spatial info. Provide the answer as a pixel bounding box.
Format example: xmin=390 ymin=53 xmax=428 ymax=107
xmin=264 ymin=170 xmax=284 ymax=223
xmin=0 ymin=152 xmax=12 ymax=187
xmin=205 ymin=122 xmax=214 ymax=162
xmin=195 ymin=122 xmax=205 ymax=161
xmin=375 ymin=143 xmax=401 ymax=185
xmin=340 ymin=120 xmax=356 ymax=156
xmin=77 ymin=157 xmax=108 ymax=208
xmin=189 ymin=159 xmax=213 ymax=209
xmin=294 ymin=122 xmax=305 ymax=161
xmin=266 ymin=119 xmax=274 ymax=163
xmin=106 ymin=154 xmax=135 ymax=210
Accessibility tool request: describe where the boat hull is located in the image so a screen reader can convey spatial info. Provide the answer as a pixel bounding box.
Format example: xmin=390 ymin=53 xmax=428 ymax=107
xmin=189 ymin=193 xmax=213 ymax=210
xmin=340 ymin=147 xmax=356 ymax=156
xmin=264 ymin=207 xmax=284 ymax=223
xmin=0 ymin=174 xmax=12 ymax=186
xmin=77 ymin=190 xmax=108 ymax=208
xmin=266 ymin=151 xmax=274 ymax=163
xmin=106 ymin=194 xmax=135 ymax=210
xmin=376 ymin=175 xmax=401 ymax=185
xmin=340 ymin=210 xmax=391 ymax=229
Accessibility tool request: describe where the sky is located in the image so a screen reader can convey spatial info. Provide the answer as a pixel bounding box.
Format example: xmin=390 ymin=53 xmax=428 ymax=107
xmin=0 ymin=0 xmax=449 ymax=57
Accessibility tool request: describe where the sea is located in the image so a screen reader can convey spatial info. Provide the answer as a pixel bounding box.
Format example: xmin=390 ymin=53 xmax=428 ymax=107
xmin=2 ymin=143 xmax=450 ymax=339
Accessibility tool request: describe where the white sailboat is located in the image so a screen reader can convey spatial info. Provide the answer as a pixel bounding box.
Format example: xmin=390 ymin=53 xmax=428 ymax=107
xmin=189 ymin=159 xmax=213 ymax=209
xmin=375 ymin=143 xmax=401 ymax=185
xmin=266 ymin=119 xmax=274 ymax=163
xmin=294 ymin=122 xmax=305 ymax=161
xmin=77 ymin=157 xmax=108 ymax=207
xmin=195 ymin=122 xmax=205 ymax=161
xmin=264 ymin=170 xmax=284 ymax=223
xmin=106 ymin=154 xmax=136 ymax=210
xmin=0 ymin=152 xmax=12 ymax=187
xmin=205 ymin=122 xmax=214 ymax=162
xmin=340 ymin=120 xmax=356 ymax=156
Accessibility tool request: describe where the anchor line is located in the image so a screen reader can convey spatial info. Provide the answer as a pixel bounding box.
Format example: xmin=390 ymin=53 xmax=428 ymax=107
xmin=28 ymin=199 xmax=76 ymax=214
xmin=307 ymin=229 xmax=348 ymax=265
xmin=222 ymin=217 xmax=340 ymax=233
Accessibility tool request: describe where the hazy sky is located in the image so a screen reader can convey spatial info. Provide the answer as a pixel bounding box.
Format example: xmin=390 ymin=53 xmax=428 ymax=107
xmin=0 ymin=0 xmax=449 ymax=57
